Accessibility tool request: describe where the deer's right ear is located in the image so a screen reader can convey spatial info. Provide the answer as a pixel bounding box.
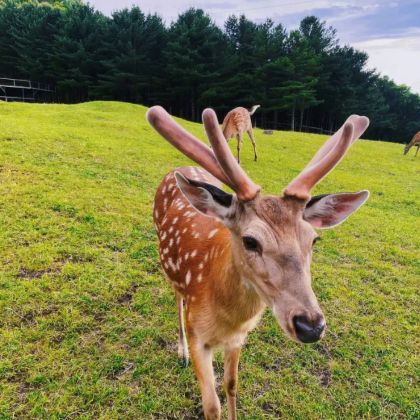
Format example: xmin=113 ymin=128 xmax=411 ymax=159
xmin=175 ymin=172 xmax=236 ymax=223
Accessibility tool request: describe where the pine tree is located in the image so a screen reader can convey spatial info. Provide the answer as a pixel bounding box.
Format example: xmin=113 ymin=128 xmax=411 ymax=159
xmin=163 ymin=8 xmax=225 ymax=121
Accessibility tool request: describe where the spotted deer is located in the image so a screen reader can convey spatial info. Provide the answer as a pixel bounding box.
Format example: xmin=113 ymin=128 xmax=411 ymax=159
xmin=222 ymin=105 xmax=260 ymax=163
xmin=404 ymin=132 xmax=420 ymax=156
xmin=147 ymin=106 xmax=370 ymax=420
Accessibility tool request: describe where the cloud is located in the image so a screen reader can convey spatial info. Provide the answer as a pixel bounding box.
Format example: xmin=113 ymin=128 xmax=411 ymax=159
xmin=87 ymin=0 xmax=420 ymax=93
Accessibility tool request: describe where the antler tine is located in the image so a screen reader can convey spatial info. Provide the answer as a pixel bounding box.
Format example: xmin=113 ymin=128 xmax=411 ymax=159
xmin=306 ymin=115 xmax=369 ymax=170
xmin=202 ymin=108 xmax=260 ymax=201
xmin=146 ymin=106 xmax=235 ymax=190
xmin=284 ymin=121 xmax=355 ymax=201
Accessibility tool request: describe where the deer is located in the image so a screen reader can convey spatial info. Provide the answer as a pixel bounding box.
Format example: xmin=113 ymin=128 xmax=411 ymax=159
xmin=222 ymin=105 xmax=260 ymax=163
xmin=404 ymin=132 xmax=420 ymax=156
xmin=147 ymin=106 xmax=370 ymax=420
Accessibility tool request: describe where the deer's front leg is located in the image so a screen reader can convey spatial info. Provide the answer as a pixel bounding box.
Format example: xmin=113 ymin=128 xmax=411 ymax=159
xmin=416 ymin=145 xmax=419 ymax=156
xmin=224 ymin=346 xmax=242 ymax=420
xmin=190 ymin=338 xmax=221 ymax=420
xmin=176 ymin=292 xmax=189 ymax=367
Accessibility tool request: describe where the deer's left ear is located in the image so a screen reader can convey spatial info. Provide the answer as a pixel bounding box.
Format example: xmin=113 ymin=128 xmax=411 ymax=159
xmin=303 ymin=191 xmax=369 ymax=229
xmin=174 ymin=172 xmax=236 ymax=224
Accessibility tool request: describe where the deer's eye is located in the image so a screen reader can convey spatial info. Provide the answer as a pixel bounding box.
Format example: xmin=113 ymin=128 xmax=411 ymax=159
xmin=243 ymin=236 xmax=258 ymax=251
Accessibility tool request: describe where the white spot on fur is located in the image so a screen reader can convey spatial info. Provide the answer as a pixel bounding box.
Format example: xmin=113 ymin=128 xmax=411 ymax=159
xmin=169 ymin=238 xmax=174 ymax=247
xmin=186 ymin=271 xmax=191 ymax=285
xmin=208 ymin=229 xmax=219 ymax=238
xmin=199 ymin=263 xmax=204 ymax=269
xmin=173 ymin=217 xmax=178 ymax=224
xmin=197 ymin=273 xmax=203 ymax=282
xmin=190 ymin=250 xmax=197 ymax=258
xmin=161 ymin=232 xmax=167 ymax=240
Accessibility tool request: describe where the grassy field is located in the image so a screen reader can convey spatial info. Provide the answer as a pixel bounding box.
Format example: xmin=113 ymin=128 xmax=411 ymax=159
xmin=0 ymin=101 xmax=419 ymax=420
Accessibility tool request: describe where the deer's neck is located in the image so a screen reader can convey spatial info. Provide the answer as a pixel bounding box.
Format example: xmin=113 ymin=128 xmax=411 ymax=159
xmin=209 ymin=240 xmax=265 ymax=326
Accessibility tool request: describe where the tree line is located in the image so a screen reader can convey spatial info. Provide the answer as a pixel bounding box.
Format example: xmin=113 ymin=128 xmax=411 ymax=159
xmin=1 ymin=0 xmax=419 ymax=143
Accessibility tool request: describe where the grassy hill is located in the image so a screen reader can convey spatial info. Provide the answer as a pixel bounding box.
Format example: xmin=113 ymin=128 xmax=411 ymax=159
xmin=0 ymin=101 xmax=419 ymax=420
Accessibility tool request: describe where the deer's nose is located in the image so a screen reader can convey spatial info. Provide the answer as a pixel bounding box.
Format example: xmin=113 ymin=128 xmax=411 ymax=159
xmin=293 ymin=315 xmax=325 ymax=343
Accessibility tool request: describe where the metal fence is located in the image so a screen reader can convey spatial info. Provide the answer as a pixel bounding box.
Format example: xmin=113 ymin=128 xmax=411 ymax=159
xmin=254 ymin=117 xmax=335 ymax=135
xmin=0 ymin=78 xmax=57 ymax=103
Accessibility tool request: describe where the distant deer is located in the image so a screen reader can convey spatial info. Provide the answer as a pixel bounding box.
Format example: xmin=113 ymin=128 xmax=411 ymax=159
xmin=147 ymin=106 xmax=370 ymax=420
xmin=404 ymin=132 xmax=420 ymax=156
xmin=222 ymin=105 xmax=260 ymax=163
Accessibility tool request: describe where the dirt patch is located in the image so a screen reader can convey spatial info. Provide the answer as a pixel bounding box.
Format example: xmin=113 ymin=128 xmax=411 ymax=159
xmin=117 ymin=293 xmax=133 ymax=304
xmin=319 ymin=364 xmax=332 ymax=387
xmin=18 ymin=266 xmax=62 ymax=280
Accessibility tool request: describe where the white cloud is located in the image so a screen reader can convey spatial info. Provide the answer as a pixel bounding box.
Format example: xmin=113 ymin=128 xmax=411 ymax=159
xmin=353 ymin=33 xmax=420 ymax=93
xmin=87 ymin=0 xmax=420 ymax=94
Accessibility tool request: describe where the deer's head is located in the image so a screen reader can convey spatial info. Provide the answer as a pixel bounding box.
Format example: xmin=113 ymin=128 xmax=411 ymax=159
xmin=404 ymin=143 xmax=410 ymax=155
xmin=147 ymin=108 xmax=369 ymax=344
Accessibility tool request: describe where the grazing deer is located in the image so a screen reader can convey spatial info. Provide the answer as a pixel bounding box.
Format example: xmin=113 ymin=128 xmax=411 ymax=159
xmin=222 ymin=105 xmax=260 ymax=163
xmin=404 ymin=132 xmax=420 ymax=156
xmin=147 ymin=106 xmax=370 ymax=420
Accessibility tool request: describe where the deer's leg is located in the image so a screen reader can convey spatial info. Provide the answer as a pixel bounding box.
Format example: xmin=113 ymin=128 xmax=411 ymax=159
xmin=190 ymin=338 xmax=221 ymax=420
xmin=247 ymin=128 xmax=258 ymax=161
xmin=416 ymin=145 xmax=419 ymax=157
xmin=176 ymin=292 xmax=189 ymax=367
xmin=224 ymin=346 xmax=242 ymax=420
xmin=236 ymin=133 xmax=243 ymax=164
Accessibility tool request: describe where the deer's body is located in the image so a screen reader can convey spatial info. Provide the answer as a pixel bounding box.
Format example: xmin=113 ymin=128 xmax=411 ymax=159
xmin=404 ymin=132 xmax=420 ymax=156
xmin=148 ymin=106 xmax=370 ymax=420
xmin=154 ymin=166 xmax=265 ymax=349
xmin=222 ymin=106 xmax=260 ymax=163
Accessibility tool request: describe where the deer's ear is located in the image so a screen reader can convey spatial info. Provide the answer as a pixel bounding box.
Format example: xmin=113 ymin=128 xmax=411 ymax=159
xmin=175 ymin=172 xmax=236 ymax=223
xmin=303 ymin=191 xmax=369 ymax=229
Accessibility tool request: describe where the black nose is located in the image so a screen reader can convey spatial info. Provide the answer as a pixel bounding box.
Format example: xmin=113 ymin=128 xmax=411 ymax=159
xmin=293 ymin=315 xmax=325 ymax=343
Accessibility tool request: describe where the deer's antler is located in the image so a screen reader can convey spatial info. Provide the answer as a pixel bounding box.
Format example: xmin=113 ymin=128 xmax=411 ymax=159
xmin=202 ymin=109 xmax=260 ymax=201
xmin=146 ymin=106 xmax=235 ymax=190
xmin=284 ymin=115 xmax=369 ymax=200
xmin=146 ymin=106 xmax=260 ymax=200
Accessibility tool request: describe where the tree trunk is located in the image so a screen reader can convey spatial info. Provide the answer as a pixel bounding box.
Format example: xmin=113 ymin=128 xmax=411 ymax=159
xmin=300 ymin=109 xmax=304 ymax=132
xmin=291 ymin=99 xmax=295 ymax=131
xmin=191 ymin=89 xmax=195 ymax=122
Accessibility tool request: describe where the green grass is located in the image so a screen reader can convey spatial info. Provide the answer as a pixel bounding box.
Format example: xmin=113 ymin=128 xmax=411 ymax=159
xmin=0 ymin=101 xmax=419 ymax=420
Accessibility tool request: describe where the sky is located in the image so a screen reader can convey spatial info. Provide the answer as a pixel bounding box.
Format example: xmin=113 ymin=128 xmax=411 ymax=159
xmin=87 ymin=0 xmax=420 ymax=94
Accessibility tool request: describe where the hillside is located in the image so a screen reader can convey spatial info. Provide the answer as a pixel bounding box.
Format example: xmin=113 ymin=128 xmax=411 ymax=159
xmin=0 ymin=101 xmax=419 ymax=419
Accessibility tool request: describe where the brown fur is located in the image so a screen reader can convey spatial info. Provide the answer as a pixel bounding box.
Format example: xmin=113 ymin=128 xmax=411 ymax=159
xmin=222 ymin=106 xmax=259 ymax=163
xmin=148 ymin=107 xmax=369 ymax=420
xmin=154 ymin=166 xmax=322 ymax=420
xmin=404 ymin=132 xmax=420 ymax=156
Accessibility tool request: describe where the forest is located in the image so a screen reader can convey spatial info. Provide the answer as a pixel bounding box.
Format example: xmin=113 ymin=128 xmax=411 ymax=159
xmin=0 ymin=0 xmax=419 ymax=143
